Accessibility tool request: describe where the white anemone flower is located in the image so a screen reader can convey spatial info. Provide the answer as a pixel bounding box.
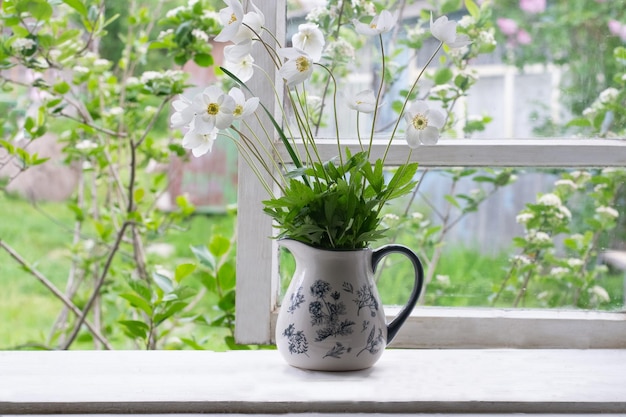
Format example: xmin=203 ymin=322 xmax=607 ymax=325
xmin=430 ymin=14 xmax=472 ymax=48
xmin=277 ymin=48 xmax=314 ymax=87
xmin=214 ymin=0 xmax=244 ymax=43
xmin=347 ymin=90 xmax=377 ymax=113
xmin=228 ymin=87 xmax=259 ymax=119
xmin=404 ymin=100 xmax=445 ymax=148
xmin=353 ymin=10 xmax=398 ymax=36
xmin=183 ymin=124 xmax=219 ymax=157
xmin=224 ymin=41 xmax=255 ymax=82
xmin=292 ymin=23 xmax=325 ymax=62
xmin=190 ymin=85 xmax=235 ymax=134
xmin=170 ymin=95 xmax=195 ymax=128
xmin=215 ymin=1 xmax=264 ymax=44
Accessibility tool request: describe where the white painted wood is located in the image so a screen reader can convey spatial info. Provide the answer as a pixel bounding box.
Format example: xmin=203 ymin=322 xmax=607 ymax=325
xmin=270 ymin=307 xmax=626 ymax=348
xmin=234 ymin=0 xmax=285 ymax=344
xmin=1 ymin=350 xmax=626 ymax=414
xmin=235 ymin=1 xmax=626 ymax=346
xmin=276 ymin=138 xmax=626 ymax=167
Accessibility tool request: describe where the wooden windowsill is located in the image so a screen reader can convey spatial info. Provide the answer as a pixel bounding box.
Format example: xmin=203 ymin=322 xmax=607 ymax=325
xmin=1 ymin=349 xmax=625 ymax=414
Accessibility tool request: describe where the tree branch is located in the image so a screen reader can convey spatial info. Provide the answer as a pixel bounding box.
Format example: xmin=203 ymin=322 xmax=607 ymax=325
xmin=0 ymin=239 xmax=113 ymax=349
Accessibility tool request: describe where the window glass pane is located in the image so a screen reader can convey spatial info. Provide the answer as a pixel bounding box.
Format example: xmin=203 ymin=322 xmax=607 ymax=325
xmin=286 ymin=1 xmax=626 ymax=140
xmin=280 ymin=166 xmax=626 ymax=311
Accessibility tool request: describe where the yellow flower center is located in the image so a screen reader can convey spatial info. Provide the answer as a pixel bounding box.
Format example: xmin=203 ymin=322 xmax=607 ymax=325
xmin=412 ymin=114 xmax=428 ymax=130
xmin=370 ymin=23 xmax=377 ymax=29
xmin=295 ymin=56 xmax=310 ymax=73
xmin=234 ymin=104 xmax=243 ymax=116
xmin=228 ymin=13 xmax=237 ymax=24
xmin=207 ymin=103 xmax=220 ymax=115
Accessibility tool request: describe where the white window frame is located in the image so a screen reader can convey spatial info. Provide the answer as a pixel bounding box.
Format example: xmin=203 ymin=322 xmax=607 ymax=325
xmin=235 ymin=1 xmax=626 ymax=346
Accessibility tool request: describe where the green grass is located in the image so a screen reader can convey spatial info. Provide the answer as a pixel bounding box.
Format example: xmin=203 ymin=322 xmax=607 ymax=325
xmin=0 ymin=193 xmax=236 ymax=350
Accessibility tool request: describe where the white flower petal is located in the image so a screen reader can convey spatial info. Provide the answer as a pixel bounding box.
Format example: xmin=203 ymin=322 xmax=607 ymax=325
xmin=420 ymin=126 xmax=440 ymax=145
xmin=347 ymin=89 xmax=377 ymax=113
xmin=353 ymin=10 xmax=398 ymax=36
xmin=292 ymin=23 xmax=325 ymax=62
xmin=431 ymin=14 xmax=457 ymax=44
xmin=428 ymin=108 xmax=446 ymax=129
xmin=214 ymin=0 xmax=244 ymax=43
xmin=405 ymin=127 xmax=421 ymax=149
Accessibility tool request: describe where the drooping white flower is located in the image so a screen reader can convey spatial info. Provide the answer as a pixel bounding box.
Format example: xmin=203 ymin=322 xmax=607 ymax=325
xmin=292 ymin=23 xmax=325 ymax=62
xmin=277 ymin=48 xmax=314 ymax=87
xmin=403 ymin=100 xmax=445 ymax=148
xmin=347 ymin=90 xmax=377 ymax=113
xmin=170 ymin=95 xmax=195 ymax=128
xmin=183 ymin=125 xmax=219 ymax=157
xmin=430 ymin=14 xmax=472 ymax=48
xmin=216 ymin=0 xmax=264 ymax=44
xmin=224 ymin=41 xmax=255 ymax=82
xmin=214 ymin=0 xmax=244 ymax=42
xmin=353 ymin=10 xmax=398 ymax=36
xmin=228 ymin=87 xmax=259 ymax=119
xmin=189 ymin=85 xmax=236 ymax=133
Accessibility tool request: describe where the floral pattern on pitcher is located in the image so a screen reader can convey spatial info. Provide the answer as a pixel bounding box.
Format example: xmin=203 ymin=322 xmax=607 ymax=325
xmin=283 ymin=323 xmax=309 ymax=356
xmin=309 ymin=280 xmax=355 ymax=342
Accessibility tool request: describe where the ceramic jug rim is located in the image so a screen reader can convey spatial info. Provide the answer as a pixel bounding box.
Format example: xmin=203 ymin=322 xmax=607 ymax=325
xmin=278 ymin=237 xmax=372 ymax=253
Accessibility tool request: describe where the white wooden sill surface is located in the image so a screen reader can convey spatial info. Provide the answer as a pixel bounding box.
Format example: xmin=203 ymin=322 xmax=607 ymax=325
xmin=1 ymin=350 xmax=626 ymax=415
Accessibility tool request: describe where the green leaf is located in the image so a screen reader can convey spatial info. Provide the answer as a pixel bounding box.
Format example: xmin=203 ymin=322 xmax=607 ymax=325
xmin=52 ymin=81 xmax=70 ymax=95
xmin=193 ymin=53 xmax=213 ymax=67
xmin=134 ymin=187 xmax=144 ymax=203
xmin=180 ymin=337 xmax=206 ymax=350
xmin=217 ymin=261 xmax=236 ymax=291
xmin=614 ymin=46 xmax=626 ymax=62
xmin=444 ymin=195 xmax=461 ymax=208
xmin=441 ymin=0 xmax=463 ymax=14
xmin=0 ymin=140 xmax=15 ymax=154
xmin=566 ymin=117 xmax=592 ymax=128
xmin=209 ymin=235 xmax=231 ymax=258
xmin=17 ymin=0 xmax=53 ymax=20
xmin=128 ymin=279 xmax=152 ymax=302
xmin=154 ymin=301 xmax=187 ymax=325
xmin=118 ymin=320 xmax=149 ymax=340
xmin=218 ymin=290 xmax=236 ymax=312
xmin=190 ymin=244 xmax=215 ymax=269
xmin=174 ymin=263 xmax=196 ymax=283
xmin=62 ymin=0 xmax=88 ymax=17
xmin=434 ymin=67 xmax=453 ymax=85
xmin=153 ymin=272 xmax=174 ymax=294
xmin=465 ymin=0 xmax=480 ymax=18
xmin=120 ymin=293 xmax=153 ymax=316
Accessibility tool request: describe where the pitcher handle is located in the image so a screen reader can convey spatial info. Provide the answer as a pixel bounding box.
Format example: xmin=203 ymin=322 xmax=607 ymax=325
xmin=371 ymin=244 xmax=424 ymax=343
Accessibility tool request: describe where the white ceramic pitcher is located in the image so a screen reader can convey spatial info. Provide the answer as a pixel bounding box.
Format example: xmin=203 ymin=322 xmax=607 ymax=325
xmin=275 ymin=238 xmax=424 ymax=371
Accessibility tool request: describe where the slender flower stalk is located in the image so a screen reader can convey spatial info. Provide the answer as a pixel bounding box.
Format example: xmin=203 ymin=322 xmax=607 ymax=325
xmin=169 ymin=1 xmax=474 ymax=249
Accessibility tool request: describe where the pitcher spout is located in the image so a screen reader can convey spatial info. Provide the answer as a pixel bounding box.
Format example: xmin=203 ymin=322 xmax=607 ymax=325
xmin=277 ymin=238 xmax=311 ymax=258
